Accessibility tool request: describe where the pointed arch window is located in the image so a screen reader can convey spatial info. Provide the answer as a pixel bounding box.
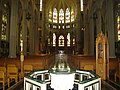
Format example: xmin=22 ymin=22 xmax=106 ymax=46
xmin=1 ymin=14 xmax=7 ymax=40
xmin=59 ymin=35 xmax=64 ymax=46
xmin=67 ymin=33 xmax=70 ymax=46
xmin=117 ymin=16 xmax=120 ymax=41
xmin=49 ymin=9 xmax=52 ymax=22
xmin=53 ymin=8 xmax=58 ymax=23
xmin=65 ymin=8 xmax=70 ymax=23
xmin=1 ymin=3 xmax=8 ymax=41
xmin=81 ymin=0 xmax=83 ymax=11
xmin=53 ymin=25 xmax=57 ymax=29
xmin=71 ymin=9 xmax=75 ymax=22
xmin=73 ymin=38 xmax=75 ymax=45
xmin=48 ymin=38 xmax=50 ymax=45
xmin=59 ymin=9 xmax=64 ymax=23
xmin=53 ymin=33 xmax=56 ymax=46
xmin=40 ymin=0 xmax=42 ymax=11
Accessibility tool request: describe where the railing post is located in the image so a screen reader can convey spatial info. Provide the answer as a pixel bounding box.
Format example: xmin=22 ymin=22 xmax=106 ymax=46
xmin=26 ymin=82 xmax=31 ymax=90
xmin=80 ymin=74 xmax=83 ymax=81
xmin=99 ymin=78 xmax=101 ymax=90
xmin=41 ymin=84 xmax=46 ymax=90
xmin=33 ymin=85 xmax=37 ymax=90
xmin=78 ymin=84 xmax=84 ymax=90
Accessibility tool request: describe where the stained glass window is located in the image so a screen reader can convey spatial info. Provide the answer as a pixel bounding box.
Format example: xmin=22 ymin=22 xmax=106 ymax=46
xmin=59 ymin=25 xmax=60 ymax=29
xmin=40 ymin=0 xmax=42 ymax=11
xmin=73 ymin=38 xmax=75 ymax=45
xmin=71 ymin=9 xmax=75 ymax=22
xmin=73 ymin=24 xmax=75 ymax=27
xmin=53 ymin=33 xmax=56 ymax=46
xmin=53 ymin=25 xmax=57 ymax=29
xmin=66 ymin=25 xmax=70 ymax=28
xmin=81 ymin=0 xmax=83 ymax=11
xmin=49 ymin=9 xmax=52 ymax=22
xmin=49 ymin=8 xmax=75 ymax=24
xmin=67 ymin=33 xmax=70 ymax=46
xmin=117 ymin=16 xmax=120 ymax=41
xmin=62 ymin=25 xmax=64 ymax=29
xmin=48 ymin=38 xmax=50 ymax=44
xmin=53 ymin=8 xmax=58 ymax=23
xmin=59 ymin=9 xmax=64 ymax=23
xmin=1 ymin=12 xmax=7 ymax=40
xmin=59 ymin=35 xmax=64 ymax=46
xmin=65 ymin=8 xmax=70 ymax=23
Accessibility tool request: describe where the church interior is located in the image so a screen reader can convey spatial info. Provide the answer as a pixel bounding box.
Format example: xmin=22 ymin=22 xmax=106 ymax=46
xmin=0 ymin=0 xmax=120 ymax=90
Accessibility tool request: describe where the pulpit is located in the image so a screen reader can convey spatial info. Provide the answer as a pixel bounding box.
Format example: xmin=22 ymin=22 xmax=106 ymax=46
xmin=96 ymin=32 xmax=109 ymax=80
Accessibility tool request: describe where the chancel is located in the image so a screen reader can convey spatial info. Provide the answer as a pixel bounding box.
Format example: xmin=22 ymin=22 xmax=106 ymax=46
xmin=0 ymin=0 xmax=120 ymax=90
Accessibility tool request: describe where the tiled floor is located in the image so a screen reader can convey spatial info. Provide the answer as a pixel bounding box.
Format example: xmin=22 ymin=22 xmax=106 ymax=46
xmin=102 ymin=81 xmax=117 ymax=90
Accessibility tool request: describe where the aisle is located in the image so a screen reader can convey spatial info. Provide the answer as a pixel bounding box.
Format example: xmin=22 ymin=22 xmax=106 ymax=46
xmin=102 ymin=81 xmax=117 ymax=90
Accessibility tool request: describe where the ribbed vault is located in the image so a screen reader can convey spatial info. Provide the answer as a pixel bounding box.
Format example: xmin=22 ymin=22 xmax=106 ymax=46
xmin=46 ymin=0 xmax=77 ymax=21
xmin=46 ymin=0 xmax=76 ymax=10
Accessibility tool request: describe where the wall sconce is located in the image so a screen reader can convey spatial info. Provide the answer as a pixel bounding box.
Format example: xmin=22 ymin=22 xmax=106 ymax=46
xmin=26 ymin=12 xmax=31 ymax=20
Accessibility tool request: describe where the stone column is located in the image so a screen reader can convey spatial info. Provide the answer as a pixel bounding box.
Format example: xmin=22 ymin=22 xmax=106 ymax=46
xmin=0 ymin=2 xmax=2 ymax=56
xmin=41 ymin=0 xmax=46 ymax=53
xmin=9 ymin=0 xmax=18 ymax=58
xmin=89 ymin=17 xmax=95 ymax=56
xmin=76 ymin=0 xmax=81 ymax=53
xmin=34 ymin=12 xmax=40 ymax=54
xmin=84 ymin=17 xmax=89 ymax=55
xmin=22 ymin=1 xmax=28 ymax=56
xmin=29 ymin=14 xmax=35 ymax=55
xmin=6 ymin=10 xmax=10 ymax=42
xmin=0 ymin=1 xmax=2 ymax=41
xmin=96 ymin=9 xmax=102 ymax=34
xmin=106 ymin=0 xmax=115 ymax=58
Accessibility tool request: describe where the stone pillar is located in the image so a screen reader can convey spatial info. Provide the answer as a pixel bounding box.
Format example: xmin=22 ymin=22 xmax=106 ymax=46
xmin=6 ymin=10 xmax=10 ymax=42
xmin=96 ymin=9 xmax=102 ymax=34
xmin=34 ymin=12 xmax=40 ymax=54
xmin=106 ymin=0 xmax=115 ymax=58
xmin=34 ymin=10 xmax=41 ymax=54
xmin=84 ymin=19 xmax=89 ymax=55
xmin=29 ymin=15 xmax=35 ymax=55
xmin=22 ymin=1 xmax=28 ymax=56
xmin=41 ymin=0 xmax=46 ymax=53
xmin=89 ymin=17 xmax=95 ymax=56
xmin=22 ymin=12 xmax=27 ymax=55
xmin=20 ymin=39 xmax=24 ymax=78
xmin=0 ymin=2 xmax=2 ymax=55
xmin=0 ymin=2 xmax=2 ymax=41
xmin=9 ymin=0 xmax=18 ymax=58
xmin=76 ymin=0 xmax=81 ymax=53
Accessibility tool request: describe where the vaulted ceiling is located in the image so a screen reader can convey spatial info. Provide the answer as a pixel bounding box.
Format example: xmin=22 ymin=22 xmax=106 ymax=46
xmin=46 ymin=0 xmax=76 ymax=10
